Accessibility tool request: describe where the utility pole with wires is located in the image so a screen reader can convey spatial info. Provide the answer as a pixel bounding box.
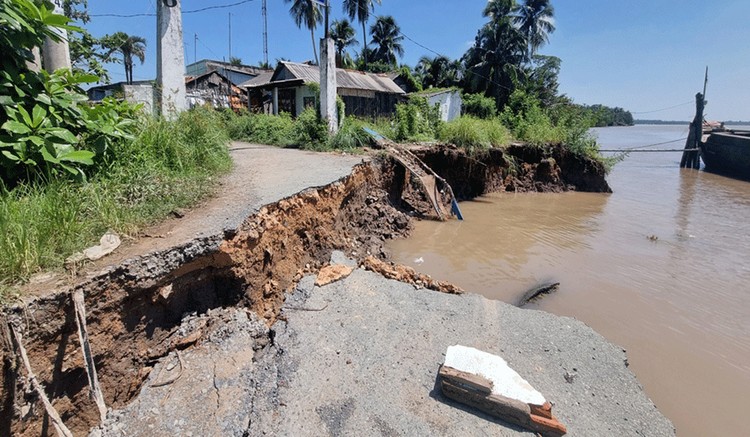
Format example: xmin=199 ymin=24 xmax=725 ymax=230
xmin=157 ymin=0 xmax=187 ymax=118
xmin=318 ymin=0 xmax=338 ymax=133
xmin=228 ymin=12 xmax=233 ymax=61
xmin=42 ymin=0 xmax=71 ymax=71
xmin=262 ymin=0 xmax=268 ymax=66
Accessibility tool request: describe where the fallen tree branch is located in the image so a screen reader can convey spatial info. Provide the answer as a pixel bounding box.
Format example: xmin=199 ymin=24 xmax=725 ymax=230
xmin=518 ymin=282 xmax=561 ymax=307
xmin=9 ymin=324 xmax=73 ymax=437
xmin=72 ymin=289 xmax=108 ymax=422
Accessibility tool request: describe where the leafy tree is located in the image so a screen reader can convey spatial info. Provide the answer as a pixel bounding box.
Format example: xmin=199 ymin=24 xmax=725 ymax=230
xmin=101 ymin=32 xmax=146 ymax=84
xmin=330 ymin=19 xmax=358 ymax=68
xmin=284 ymin=0 xmax=323 ymax=65
xmin=462 ymin=1 xmax=526 ymax=108
xmin=513 ymin=0 xmax=555 ymax=60
xmin=229 ymin=56 xmax=243 ymax=66
xmin=62 ymin=0 xmax=110 ymax=82
xmin=416 ymin=55 xmax=462 ymax=89
xmin=342 ymin=0 xmax=381 ymax=71
xmin=369 ymin=15 xmax=404 ymax=67
xmin=523 ymin=54 xmax=560 ymax=107
xmin=396 ymin=65 xmax=422 ymax=92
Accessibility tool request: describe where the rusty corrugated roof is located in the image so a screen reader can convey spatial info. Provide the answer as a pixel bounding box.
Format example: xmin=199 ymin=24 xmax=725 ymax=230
xmin=240 ymin=71 xmax=274 ymax=88
xmin=260 ymin=62 xmax=405 ymax=94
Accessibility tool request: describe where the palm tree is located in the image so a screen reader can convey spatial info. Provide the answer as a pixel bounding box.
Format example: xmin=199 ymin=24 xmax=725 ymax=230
xmin=102 ymin=32 xmax=146 ymax=84
xmin=284 ymin=0 xmax=323 ymax=64
xmin=416 ymin=55 xmax=453 ymax=89
xmin=513 ymin=0 xmax=555 ymax=60
xmin=462 ymin=16 xmax=526 ymax=108
xmin=342 ymin=0 xmax=381 ymax=70
xmin=330 ymin=19 xmax=358 ymax=68
xmin=369 ymin=16 xmax=404 ymax=67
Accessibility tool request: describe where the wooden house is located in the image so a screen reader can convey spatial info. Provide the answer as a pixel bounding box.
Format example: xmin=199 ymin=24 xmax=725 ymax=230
xmin=243 ymin=61 xmax=406 ymax=118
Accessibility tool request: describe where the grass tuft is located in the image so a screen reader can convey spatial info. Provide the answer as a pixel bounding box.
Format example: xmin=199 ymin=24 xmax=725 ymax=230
xmin=0 ymin=107 xmax=232 ymax=297
xmin=438 ymin=116 xmax=512 ymax=154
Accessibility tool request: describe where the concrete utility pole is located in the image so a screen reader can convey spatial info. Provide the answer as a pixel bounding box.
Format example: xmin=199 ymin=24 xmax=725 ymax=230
xmin=42 ymin=0 xmax=71 ymax=72
xmin=157 ymin=0 xmax=187 ymax=119
xmin=319 ymin=0 xmax=338 ymax=133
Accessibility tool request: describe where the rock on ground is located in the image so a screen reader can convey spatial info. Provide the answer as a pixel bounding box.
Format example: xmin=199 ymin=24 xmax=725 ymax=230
xmin=97 ymin=265 xmax=674 ymax=436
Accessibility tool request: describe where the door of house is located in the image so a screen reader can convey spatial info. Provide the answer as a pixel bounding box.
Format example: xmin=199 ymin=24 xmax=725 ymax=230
xmin=278 ymin=89 xmax=296 ymax=116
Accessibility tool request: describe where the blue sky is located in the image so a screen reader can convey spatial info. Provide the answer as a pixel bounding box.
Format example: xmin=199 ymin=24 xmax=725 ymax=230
xmin=84 ymin=0 xmax=750 ymax=121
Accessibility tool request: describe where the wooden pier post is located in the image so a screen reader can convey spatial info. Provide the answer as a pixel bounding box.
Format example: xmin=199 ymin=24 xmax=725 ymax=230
xmin=680 ymin=93 xmax=704 ymax=169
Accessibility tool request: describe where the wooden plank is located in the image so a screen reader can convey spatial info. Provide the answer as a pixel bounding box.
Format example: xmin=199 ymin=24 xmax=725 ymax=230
xmin=439 ymin=365 xmax=493 ymax=394
xmin=9 ymin=324 xmax=74 ymax=437
xmin=440 ymin=364 xmax=567 ymax=436
xmin=72 ymin=289 xmax=108 ymax=422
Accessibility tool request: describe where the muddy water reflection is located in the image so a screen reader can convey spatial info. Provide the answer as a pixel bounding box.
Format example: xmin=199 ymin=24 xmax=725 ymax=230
xmin=388 ymin=125 xmax=750 ymax=437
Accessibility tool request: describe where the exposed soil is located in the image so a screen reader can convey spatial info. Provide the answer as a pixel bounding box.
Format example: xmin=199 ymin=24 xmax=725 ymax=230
xmin=413 ymin=143 xmax=612 ymax=198
xmin=0 ymin=144 xmax=610 ymax=436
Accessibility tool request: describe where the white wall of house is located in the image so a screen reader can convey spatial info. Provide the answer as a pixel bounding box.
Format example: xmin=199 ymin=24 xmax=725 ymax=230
xmin=123 ymin=84 xmax=156 ymax=115
xmin=427 ymin=91 xmax=463 ymax=122
xmin=296 ymin=86 xmax=318 ymax=116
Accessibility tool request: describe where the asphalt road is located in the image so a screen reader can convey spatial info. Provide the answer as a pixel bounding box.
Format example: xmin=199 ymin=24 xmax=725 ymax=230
xmin=95 ymin=258 xmax=674 ymax=436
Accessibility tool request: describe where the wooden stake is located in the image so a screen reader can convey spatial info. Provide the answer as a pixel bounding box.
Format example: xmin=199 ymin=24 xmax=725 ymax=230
xmin=72 ymin=289 xmax=108 ymax=422
xmin=9 ymin=324 xmax=74 ymax=437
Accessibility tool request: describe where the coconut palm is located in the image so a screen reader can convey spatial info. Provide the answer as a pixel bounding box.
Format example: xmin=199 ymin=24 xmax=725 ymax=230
xmin=416 ymin=55 xmax=463 ymax=89
xmin=462 ymin=16 xmax=526 ymax=108
xmin=101 ymin=32 xmax=146 ymax=84
xmin=342 ymin=0 xmax=381 ymax=70
xmin=369 ymin=15 xmax=404 ymax=67
xmin=284 ymin=0 xmax=323 ymax=64
xmin=330 ymin=19 xmax=358 ymax=68
xmin=513 ymin=0 xmax=555 ymax=60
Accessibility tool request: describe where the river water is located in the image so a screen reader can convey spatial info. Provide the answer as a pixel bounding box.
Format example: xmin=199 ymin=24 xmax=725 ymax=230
xmin=388 ymin=125 xmax=750 ymax=437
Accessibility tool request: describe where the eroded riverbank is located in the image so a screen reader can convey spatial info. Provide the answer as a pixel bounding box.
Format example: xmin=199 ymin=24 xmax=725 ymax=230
xmin=1 ymin=143 xmax=667 ymax=436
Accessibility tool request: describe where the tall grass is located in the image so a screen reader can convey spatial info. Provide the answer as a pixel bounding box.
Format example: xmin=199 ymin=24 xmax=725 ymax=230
xmin=225 ymin=111 xmax=296 ymax=147
xmin=438 ymin=116 xmax=512 ymax=154
xmin=0 ymin=107 xmax=232 ymax=297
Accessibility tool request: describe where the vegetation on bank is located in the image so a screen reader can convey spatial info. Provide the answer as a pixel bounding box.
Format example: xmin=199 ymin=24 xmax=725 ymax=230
xmin=0 ymin=2 xmax=231 ymax=298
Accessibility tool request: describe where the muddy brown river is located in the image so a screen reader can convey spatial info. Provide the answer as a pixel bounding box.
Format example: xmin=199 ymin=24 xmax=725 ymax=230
xmin=389 ymin=125 xmax=750 ymax=437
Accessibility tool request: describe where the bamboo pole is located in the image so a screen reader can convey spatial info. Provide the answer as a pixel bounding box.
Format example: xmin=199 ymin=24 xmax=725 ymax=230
xmin=72 ymin=289 xmax=108 ymax=422
xmin=9 ymin=324 xmax=73 ymax=437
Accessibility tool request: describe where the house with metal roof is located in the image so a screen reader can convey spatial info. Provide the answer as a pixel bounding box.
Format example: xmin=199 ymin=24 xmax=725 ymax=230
xmin=186 ymin=59 xmax=270 ymax=87
xmin=242 ymin=61 xmax=406 ymax=118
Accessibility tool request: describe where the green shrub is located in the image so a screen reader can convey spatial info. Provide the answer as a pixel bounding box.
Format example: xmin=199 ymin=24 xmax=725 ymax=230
xmin=439 ymin=116 xmax=511 ymax=154
xmin=0 ymin=2 xmax=139 ymax=185
xmin=462 ymin=93 xmax=497 ymax=119
xmin=225 ymin=112 xmax=296 ymax=147
xmin=294 ymin=108 xmax=329 ymax=151
xmin=0 ymin=107 xmax=232 ymax=291
xmin=329 ymin=117 xmax=374 ymax=150
xmin=393 ymin=96 xmax=442 ymax=142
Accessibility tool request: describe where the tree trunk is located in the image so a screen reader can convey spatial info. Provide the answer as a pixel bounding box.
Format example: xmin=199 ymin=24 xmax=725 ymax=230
xmin=311 ymin=29 xmax=319 ymax=64
xmin=361 ymin=20 xmax=368 ymax=71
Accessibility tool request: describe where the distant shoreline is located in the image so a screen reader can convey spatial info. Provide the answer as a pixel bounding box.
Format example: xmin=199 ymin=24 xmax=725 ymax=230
xmin=634 ymin=119 xmax=750 ymax=126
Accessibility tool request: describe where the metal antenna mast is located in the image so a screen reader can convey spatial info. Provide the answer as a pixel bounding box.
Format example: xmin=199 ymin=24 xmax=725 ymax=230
xmin=262 ymin=0 xmax=268 ymax=66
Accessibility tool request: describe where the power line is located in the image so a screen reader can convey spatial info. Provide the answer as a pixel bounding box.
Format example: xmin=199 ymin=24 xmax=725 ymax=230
xmin=631 ymin=101 xmax=694 ymax=115
xmin=398 ymin=29 xmax=515 ymax=94
xmin=91 ymin=0 xmax=255 ymax=18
